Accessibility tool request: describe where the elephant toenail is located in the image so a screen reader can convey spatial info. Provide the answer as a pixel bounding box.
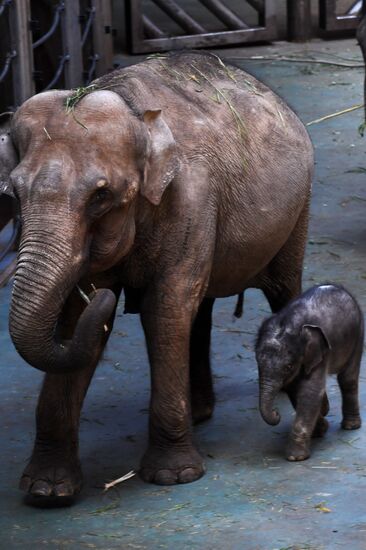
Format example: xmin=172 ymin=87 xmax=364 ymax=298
xmin=30 ymin=480 xmax=52 ymax=497
xmin=154 ymin=470 xmax=177 ymax=485
xmin=178 ymin=468 xmax=199 ymax=483
xmin=54 ymin=481 xmax=74 ymax=497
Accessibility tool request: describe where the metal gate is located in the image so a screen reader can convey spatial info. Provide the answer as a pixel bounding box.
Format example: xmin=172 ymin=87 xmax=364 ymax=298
xmin=125 ymin=0 xmax=277 ymax=54
xmin=0 ymin=0 xmax=114 ymax=112
xmin=319 ymin=0 xmax=362 ymax=31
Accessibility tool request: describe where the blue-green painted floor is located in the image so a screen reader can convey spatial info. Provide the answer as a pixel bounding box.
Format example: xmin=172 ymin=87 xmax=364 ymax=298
xmin=2 ymin=39 xmax=366 ymax=549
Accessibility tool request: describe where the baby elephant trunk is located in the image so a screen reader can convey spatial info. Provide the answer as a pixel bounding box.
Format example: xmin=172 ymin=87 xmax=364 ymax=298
xmin=259 ymin=379 xmax=281 ymax=426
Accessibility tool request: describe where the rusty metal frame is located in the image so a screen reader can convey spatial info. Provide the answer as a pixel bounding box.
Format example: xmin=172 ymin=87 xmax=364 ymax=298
xmin=319 ymin=0 xmax=362 ymax=31
xmin=125 ymin=0 xmax=277 ymax=54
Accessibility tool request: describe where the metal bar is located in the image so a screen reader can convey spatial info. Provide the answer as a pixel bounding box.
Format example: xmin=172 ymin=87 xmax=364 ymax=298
xmin=348 ymin=1 xmax=362 ymax=15
xmin=9 ymin=0 xmax=35 ymax=105
xmin=61 ymin=0 xmax=82 ymax=88
xmin=81 ymin=6 xmax=95 ymax=47
xmin=129 ymin=25 xmax=276 ymax=54
xmin=32 ymin=1 xmax=64 ymax=49
xmin=245 ymin=0 xmax=264 ymax=15
xmin=85 ymin=53 xmax=98 ymax=84
xmin=125 ymin=0 xmax=144 ymax=54
xmin=142 ymin=15 xmax=166 ymax=38
xmin=0 ymin=50 xmax=16 ymax=83
xmin=92 ymin=0 xmax=113 ymax=77
xmin=319 ymin=0 xmax=361 ymax=30
xmin=287 ymin=0 xmax=311 ymax=41
xmin=151 ymin=0 xmax=206 ymax=34
xmin=0 ymin=0 xmax=12 ymax=18
xmin=198 ymin=0 xmax=248 ymax=30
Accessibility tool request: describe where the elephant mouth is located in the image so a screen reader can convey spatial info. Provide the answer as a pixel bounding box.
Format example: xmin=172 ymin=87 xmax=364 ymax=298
xmin=9 ymin=249 xmax=117 ymax=374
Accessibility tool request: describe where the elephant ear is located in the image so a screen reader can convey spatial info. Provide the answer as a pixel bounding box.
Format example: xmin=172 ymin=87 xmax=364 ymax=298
xmin=0 ymin=111 xmax=18 ymax=197
xmin=302 ymin=324 xmax=331 ymax=375
xmin=141 ymin=109 xmax=179 ymax=206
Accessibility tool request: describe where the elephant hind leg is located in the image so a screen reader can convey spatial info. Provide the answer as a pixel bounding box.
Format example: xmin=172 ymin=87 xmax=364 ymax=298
xmin=20 ymin=281 xmax=122 ymax=503
xmin=260 ymin=198 xmax=310 ymax=313
xmin=190 ymin=298 xmax=215 ymax=425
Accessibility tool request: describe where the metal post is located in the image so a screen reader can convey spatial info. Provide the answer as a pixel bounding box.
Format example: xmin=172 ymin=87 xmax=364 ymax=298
xmin=92 ymin=0 xmax=114 ymax=78
xmin=287 ymin=0 xmax=311 ymax=42
xmin=9 ymin=0 xmax=34 ymax=105
xmin=61 ymin=0 xmax=83 ymax=88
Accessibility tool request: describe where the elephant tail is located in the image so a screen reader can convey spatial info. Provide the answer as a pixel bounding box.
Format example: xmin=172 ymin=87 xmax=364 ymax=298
xmin=233 ymin=292 xmax=244 ymax=318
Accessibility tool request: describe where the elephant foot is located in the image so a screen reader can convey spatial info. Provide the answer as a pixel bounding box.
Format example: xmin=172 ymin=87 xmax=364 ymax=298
xmin=140 ymin=445 xmax=205 ymax=485
xmin=286 ymin=441 xmax=310 ymax=462
xmin=312 ymin=416 xmax=329 ymax=438
xmin=342 ymin=415 xmax=361 ymax=430
xmin=19 ymin=450 xmax=82 ymax=502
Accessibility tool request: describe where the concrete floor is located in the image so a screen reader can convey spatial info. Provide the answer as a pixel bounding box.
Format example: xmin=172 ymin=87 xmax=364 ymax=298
xmin=1 ymin=38 xmax=366 ymax=549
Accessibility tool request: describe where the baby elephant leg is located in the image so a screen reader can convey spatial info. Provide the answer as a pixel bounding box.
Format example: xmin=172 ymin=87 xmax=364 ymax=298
xmin=286 ymin=384 xmax=329 ymax=439
xmin=286 ymin=376 xmax=325 ymax=461
xmin=338 ymin=367 xmax=362 ymax=430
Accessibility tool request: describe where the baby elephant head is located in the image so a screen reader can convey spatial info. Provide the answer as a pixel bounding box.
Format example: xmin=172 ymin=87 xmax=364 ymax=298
xmin=256 ymin=322 xmax=331 ymax=426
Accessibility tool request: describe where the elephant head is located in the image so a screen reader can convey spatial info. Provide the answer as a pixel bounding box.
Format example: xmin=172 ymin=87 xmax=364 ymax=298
xmin=256 ymin=323 xmax=331 ymax=426
xmin=2 ymin=89 xmax=179 ymax=374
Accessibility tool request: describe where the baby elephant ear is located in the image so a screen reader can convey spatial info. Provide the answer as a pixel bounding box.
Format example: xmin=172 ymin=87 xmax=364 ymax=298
xmin=0 ymin=112 xmax=18 ymax=197
xmin=302 ymin=324 xmax=331 ymax=375
xmin=141 ymin=109 xmax=179 ymax=206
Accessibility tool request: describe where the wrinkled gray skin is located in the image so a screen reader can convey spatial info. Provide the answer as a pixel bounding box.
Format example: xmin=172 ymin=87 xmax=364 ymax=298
xmin=0 ymin=52 xmax=314 ymax=500
xmin=256 ymin=284 xmax=364 ymax=461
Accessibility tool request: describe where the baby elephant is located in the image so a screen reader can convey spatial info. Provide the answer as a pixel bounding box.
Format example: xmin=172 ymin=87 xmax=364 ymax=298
xmin=256 ymin=284 xmax=364 ymax=461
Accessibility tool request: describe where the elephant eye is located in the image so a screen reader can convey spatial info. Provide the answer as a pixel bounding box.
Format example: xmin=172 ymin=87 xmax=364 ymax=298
xmin=88 ymin=186 xmax=112 ymax=217
xmin=94 ymin=187 xmax=109 ymax=202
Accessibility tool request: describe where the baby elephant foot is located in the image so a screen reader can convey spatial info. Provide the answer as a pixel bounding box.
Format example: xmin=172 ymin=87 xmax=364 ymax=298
xmin=19 ymin=451 xmax=82 ymax=501
xmin=312 ymin=416 xmax=329 ymax=438
xmin=342 ymin=415 xmax=362 ymax=430
xmin=286 ymin=440 xmax=311 ymax=462
xmin=140 ymin=445 xmax=205 ymax=485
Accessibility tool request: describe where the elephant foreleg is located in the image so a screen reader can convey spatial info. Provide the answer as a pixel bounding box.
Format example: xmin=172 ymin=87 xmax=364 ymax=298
xmin=286 ymin=380 xmax=329 ymax=440
xmin=190 ymin=297 xmax=215 ymax=424
xmin=19 ymin=283 xmax=122 ymax=500
xmin=139 ymin=279 xmax=206 ymax=485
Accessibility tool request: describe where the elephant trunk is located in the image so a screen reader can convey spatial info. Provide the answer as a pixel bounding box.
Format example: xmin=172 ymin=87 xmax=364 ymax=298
xmin=9 ymin=226 xmax=116 ymax=374
xmin=259 ymin=379 xmax=281 ymax=426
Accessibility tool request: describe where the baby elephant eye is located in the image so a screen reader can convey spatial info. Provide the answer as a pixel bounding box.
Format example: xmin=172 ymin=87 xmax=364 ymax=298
xmin=285 ymin=364 xmax=293 ymax=372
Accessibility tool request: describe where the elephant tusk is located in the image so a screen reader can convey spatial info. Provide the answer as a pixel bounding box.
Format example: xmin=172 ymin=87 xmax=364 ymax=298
xmin=77 ymin=284 xmax=109 ymax=333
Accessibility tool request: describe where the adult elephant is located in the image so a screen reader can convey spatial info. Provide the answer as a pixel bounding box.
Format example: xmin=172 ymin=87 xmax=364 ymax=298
xmin=1 ymin=52 xmax=313 ymax=500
